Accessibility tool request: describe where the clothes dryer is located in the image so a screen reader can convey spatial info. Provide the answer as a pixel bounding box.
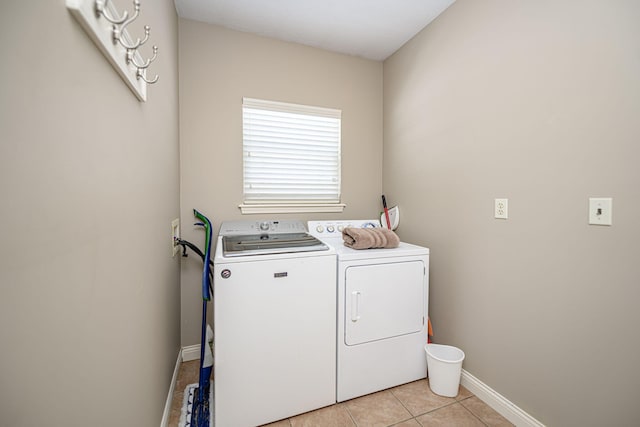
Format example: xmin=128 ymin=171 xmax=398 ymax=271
xmin=309 ymin=220 xmax=429 ymax=402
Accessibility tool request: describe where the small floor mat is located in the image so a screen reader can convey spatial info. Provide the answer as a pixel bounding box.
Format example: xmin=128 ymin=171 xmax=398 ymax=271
xmin=178 ymin=383 xmax=214 ymax=427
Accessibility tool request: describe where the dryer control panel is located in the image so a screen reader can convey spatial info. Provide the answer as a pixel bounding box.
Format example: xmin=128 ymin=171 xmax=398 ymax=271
xmin=308 ymin=220 xmax=381 ymax=238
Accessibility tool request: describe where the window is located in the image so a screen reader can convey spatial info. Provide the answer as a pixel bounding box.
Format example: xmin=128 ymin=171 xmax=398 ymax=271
xmin=240 ymin=98 xmax=344 ymax=214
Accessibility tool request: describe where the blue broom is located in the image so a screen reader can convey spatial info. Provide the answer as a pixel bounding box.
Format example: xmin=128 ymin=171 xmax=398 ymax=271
xmin=191 ymin=209 xmax=213 ymax=427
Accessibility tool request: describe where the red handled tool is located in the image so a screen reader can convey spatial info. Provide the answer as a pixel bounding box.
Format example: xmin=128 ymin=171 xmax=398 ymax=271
xmin=382 ymin=195 xmax=391 ymax=230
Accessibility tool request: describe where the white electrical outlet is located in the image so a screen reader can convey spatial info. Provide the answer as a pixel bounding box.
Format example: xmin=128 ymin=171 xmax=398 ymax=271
xmin=495 ymin=198 xmax=508 ymax=219
xmin=589 ymin=198 xmax=612 ymax=226
xmin=171 ymin=218 xmax=180 ymax=256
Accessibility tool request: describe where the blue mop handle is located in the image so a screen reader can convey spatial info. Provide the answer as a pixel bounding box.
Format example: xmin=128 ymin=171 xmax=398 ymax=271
xmin=193 ymin=209 xmax=212 ymax=301
xmin=193 ymin=209 xmax=213 ymax=427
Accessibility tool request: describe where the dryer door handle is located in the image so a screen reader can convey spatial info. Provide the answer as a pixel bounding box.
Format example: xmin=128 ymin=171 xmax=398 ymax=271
xmin=351 ymin=291 xmax=361 ymax=322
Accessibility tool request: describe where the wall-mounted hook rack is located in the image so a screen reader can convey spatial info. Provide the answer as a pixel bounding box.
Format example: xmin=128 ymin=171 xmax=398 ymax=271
xmin=67 ymin=0 xmax=159 ymax=101
xmin=137 ymin=68 xmax=159 ymax=84
xmin=95 ymin=0 xmax=128 ymax=24
xmin=127 ymin=45 xmax=157 ymax=69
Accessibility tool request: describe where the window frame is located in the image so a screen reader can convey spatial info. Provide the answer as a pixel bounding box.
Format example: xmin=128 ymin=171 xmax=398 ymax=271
xmin=239 ymin=97 xmax=345 ymax=214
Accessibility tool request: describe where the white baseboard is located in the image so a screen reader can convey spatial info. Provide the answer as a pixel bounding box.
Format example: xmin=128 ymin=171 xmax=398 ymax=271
xmin=181 ymin=344 xmax=201 ymax=362
xmin=160 ymin=349 xmax=182 ymax=427
xmin=461 ymin=370 xmax=544 ymax=427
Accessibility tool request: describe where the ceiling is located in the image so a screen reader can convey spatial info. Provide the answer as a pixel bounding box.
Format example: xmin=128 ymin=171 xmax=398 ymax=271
xmin=174 ymin=0 xmax=456 ymax=61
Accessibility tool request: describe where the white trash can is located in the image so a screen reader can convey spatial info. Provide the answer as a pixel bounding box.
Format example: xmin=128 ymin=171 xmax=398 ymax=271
xmin=425 ymin=344 xmax=465 ymax=397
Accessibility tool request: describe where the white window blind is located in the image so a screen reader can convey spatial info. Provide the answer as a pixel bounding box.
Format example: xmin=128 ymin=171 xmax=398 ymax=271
xmin=242 ymin=98 xmax=342 ymax=209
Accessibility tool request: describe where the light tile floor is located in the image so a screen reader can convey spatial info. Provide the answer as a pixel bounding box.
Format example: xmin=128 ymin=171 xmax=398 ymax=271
xmin=168 ymin=360 xmax=513 ymax=427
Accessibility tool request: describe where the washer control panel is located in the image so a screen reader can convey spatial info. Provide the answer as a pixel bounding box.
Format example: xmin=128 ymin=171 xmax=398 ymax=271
xmin=308 ymin=220 xmax=381 ymax=238
xmin=219 ymin=220 xmax=307 ymax=236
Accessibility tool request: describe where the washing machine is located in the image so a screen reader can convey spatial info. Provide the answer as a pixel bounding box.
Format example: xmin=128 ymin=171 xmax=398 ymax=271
xmin=309 ymin=220 xmax=429 ymax=402
xmin=213 ymin=220 xmax=337 ymax=427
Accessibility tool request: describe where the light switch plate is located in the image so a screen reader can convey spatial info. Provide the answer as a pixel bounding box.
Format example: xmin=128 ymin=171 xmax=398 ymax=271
xmin=589 ymin=198 xmax=612 ymax=226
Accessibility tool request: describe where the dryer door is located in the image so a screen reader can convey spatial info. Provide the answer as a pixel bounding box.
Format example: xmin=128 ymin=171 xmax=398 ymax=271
xmin=344 ymin=261 xmax=425 ymax=346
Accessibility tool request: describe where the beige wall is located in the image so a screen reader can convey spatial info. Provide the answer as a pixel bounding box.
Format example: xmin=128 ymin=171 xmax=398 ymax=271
xmin=0 ymin=2 xmax=180 ymax=426
xmin=178 ymin=20 xmax=383 ymax=346
xmin=384 ymin=0 xmax=640 ymax=425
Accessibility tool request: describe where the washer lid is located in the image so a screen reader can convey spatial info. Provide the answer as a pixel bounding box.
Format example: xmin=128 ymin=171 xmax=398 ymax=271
xmin=222 ymin=232 xmax=328 ymax=257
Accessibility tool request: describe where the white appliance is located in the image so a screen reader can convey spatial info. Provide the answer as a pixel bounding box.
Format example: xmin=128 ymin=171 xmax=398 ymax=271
xmin=308 ymin=220 xmax=429 ymax=402
xmin=213 ymin=220 xmax=337 ymax=427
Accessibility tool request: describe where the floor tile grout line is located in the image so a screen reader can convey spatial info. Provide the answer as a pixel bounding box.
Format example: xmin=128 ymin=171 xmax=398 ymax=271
xmin=413 ymin=399 xmax=461 ymax=417
xmin=389 ymin=381 xmax=476 ymax=419
xmin=389 ymin=388 xmax=409 ymax=412
xmin=410 ymin=400 xmax=489 ymax=427
xmin=388 ymin=386 xmax=419 ymax=420
xmin=385 ymin=388 xmax=418 ymax=426
xmin=345 ymin=390 xmax=415 ymax=427
xmin=343 ymin=403 xmax=359 ymax=427
xmin=459 ymin=399 xmax=490 ymax=427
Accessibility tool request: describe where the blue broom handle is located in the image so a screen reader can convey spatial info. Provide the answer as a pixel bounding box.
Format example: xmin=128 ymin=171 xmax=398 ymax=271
xmin=193 ymin=209 xmax=213 ymax=424
xmin=193 ymin=209 xmax=212 ymax=301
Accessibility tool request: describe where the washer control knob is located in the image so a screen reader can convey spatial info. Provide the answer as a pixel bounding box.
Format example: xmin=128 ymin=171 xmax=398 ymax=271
xmin=327 ymin=225 xmax=335 ymax=233
xmin=315 ymin=225 xmax=324 ymax=233
xmin=259 ymin=221 xmax=270 ymax=231
xmin=337 ymin=225 xmax=344 ymax=232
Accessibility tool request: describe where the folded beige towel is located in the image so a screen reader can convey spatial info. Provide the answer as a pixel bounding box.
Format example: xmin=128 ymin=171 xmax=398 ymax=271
xmin=342 ymin=227 xmax=400 ymax=249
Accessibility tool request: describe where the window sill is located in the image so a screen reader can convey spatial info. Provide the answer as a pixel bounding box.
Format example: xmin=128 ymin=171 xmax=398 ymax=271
xmin=239 ymin=203 xmax=346 ymax=215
